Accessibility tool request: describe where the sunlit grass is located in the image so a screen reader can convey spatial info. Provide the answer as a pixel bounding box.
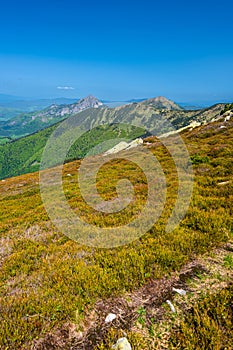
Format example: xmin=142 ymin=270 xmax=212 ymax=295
xmin=0 ymin=119 xmax=232 ymax=348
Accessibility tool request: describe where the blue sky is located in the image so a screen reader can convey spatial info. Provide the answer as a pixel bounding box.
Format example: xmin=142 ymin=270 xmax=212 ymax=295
xmin=0 ymin=0 xmax=233 ymax=102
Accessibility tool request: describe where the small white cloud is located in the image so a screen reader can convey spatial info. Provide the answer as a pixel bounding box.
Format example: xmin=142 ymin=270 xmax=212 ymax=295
xmin=57 ymin=86 xmax=75 ymax=90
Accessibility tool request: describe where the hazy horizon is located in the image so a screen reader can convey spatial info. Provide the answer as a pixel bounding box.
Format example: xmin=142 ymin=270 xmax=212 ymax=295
xmin=0 ymin=92 xmax=232 ymax=107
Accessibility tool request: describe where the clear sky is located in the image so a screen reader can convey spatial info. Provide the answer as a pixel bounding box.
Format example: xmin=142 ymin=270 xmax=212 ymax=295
xmin=0 ymin=0 xmax=233 ymax=102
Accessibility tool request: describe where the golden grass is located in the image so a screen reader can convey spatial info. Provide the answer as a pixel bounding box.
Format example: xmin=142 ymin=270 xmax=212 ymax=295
xmin=0 ymin=118 xmax=232 ymax=348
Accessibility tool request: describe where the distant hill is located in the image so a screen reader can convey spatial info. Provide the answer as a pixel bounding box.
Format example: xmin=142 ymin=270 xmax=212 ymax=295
xmin=0 ymin=98 xmax=228 ymax=180
xmin=0 ymin=97 xmax=79 ymax=121
xmin=0 ymin=95 xmax=103 ymax=138
xmin=124 ymin=96 xmax=183 ymax=109
xmin=141 ymin=96 xmax=183 ymax=110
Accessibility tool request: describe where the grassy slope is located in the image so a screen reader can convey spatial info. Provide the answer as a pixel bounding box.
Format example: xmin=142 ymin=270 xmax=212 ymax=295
xmin=0 ymin=116 xmax=232 ymax=348
xmin=0 ymin=123 xmax=146 ymax=179
xmin=0 ymin=137 xmax=11 ymax=145
xmin=95 ymin=244 xmax=233 ymax=350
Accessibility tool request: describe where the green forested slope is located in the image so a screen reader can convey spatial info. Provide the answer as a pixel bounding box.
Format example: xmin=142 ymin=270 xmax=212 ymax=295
xmin=0 ymin=122 xmax=146 ymax=179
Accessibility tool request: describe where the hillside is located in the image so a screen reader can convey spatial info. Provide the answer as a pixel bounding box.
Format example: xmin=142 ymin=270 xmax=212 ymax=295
xmin=0 ymin=100 xmax=226 ymax=180
xmin=0 ymin=115 xmax=232 ymax=349
xmin=0 ymin=95 xmax=103 ymax=138
xmin=0 ymin=123 xmax=146 ymax=179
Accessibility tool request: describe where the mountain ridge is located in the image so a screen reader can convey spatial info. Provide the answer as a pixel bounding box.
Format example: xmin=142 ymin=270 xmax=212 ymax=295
xmin=0 ymin=100 xmax=229 ymax=180
xmin=0 ymin=95 xmax=103 ymax=138
xmin=0 ymin=95 xmax=225 ymax=140
xmin=0 ymin=95 xmax=182 ymax=139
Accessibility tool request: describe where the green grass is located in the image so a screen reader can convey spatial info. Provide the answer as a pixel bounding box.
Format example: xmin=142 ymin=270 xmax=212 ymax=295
xmin=0 ymin=136 xmax=11 ymax=145
xmin=223 ymin=254 xmax=233 ymax=269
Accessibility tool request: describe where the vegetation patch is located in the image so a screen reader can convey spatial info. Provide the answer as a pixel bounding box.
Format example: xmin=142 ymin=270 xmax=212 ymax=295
xmin=0 ymin=119 xmax=232 ymax=348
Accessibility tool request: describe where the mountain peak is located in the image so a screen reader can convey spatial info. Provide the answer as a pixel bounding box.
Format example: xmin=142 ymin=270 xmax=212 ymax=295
xmin=141 ymin=96 xmax=183 ymax=110
xmin=78 ymin=95 xmax=103 ymax=107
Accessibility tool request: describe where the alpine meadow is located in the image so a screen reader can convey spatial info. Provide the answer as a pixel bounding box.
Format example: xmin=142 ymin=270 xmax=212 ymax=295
xmin=0 ymin=0 xmax=233 ymax=349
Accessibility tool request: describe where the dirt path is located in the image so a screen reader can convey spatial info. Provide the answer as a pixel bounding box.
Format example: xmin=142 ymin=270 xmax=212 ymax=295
xmin=30 ymin=242 xmax=233 ymax=350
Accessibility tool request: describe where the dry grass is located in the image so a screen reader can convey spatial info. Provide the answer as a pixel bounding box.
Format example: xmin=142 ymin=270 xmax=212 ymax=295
xmin=0 ymin=117 xmax=232 ymax=348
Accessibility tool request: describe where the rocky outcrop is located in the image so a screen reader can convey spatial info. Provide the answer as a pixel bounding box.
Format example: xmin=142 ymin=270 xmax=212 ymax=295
xmin=32 ymin=95 xmax=103 ymax=120
xmin=103 ymin=138 xmax=143 ymax=156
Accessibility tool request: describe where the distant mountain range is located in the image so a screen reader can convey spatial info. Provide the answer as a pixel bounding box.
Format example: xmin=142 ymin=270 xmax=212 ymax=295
xmin=0 ymin=95 xmax=183 ymax=139
xmin=0 ymin=94 xmax=231 ymax=180
xmin=0 ymin=95 xmax=78 ymax=122
xmin=0 ymin=95 xmax=226 ymax=141
xmin=1 ymin=93 xmax=231 ymax=123
xmin=0 ymin=95 xmax=103 ymax=138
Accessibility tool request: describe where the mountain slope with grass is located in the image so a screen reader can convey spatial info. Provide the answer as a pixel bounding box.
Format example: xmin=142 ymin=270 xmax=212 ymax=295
xmin=0 ymin=115 xmax=232 ymax=349
xmin=0 ymin=123 xmax=146 ymax=179
xmin=141 ymin=95 xmax=183 ymax=110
